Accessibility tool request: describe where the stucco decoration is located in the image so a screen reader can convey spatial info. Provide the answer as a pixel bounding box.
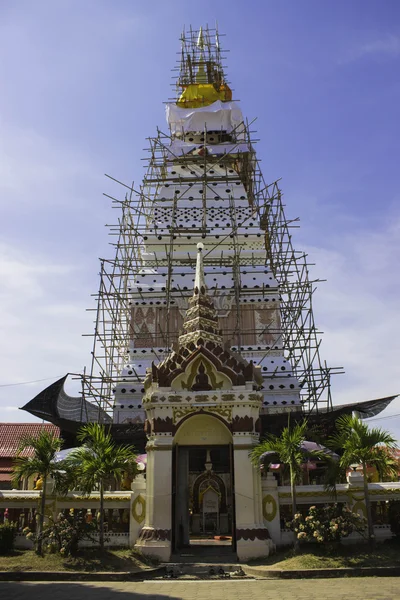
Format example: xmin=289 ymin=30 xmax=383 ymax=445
xmin=172 ymin=405 xmax=232 ymax=425
xmin=148 ymin=343 xmax=257 ymax=390
xmin=347 ymin=491 xmax=367 ymax=518
xmin=262 ymin=494 xmax=278 ymax=522
xmin=352 ymin=500 xmax=367 ymax=518
xmin=232 ymin=415 xmax=254 ymax=433
xmin=138 ymin=527 xmax=171 ymax=542
xmin=175 ymin=290 xmax=235 ymax=319
xmin=132 ymin=494 xmax=146 ymax=524
xmin=193 ymin=471 xmax=227 ymax=512
xmin=179 ymin=356 xmax=227 ymax=391
xmin=236 ymin=528 xmax=270 ymax=541
xmin=173 ymin=413 xmax=232 ymax=446
xmin=152 ymin=417 xmax=174 ymax=434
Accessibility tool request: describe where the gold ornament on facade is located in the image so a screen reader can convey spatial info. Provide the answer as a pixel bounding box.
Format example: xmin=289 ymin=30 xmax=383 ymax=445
xmin=172 ymin=405 xmax=232 ymax=424
xmin=132 ymin=494 xmax=146 ymax=524
xmin=262 ymin=494 xmax=278 ymax=522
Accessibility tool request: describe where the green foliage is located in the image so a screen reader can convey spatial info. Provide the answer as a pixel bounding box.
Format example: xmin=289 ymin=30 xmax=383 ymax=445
xmin=329 ymin=414 xmax=398 ymax=542
xmin=287 ymin=504 xmax=367 ymax=544
xmin=250 ymin=420 xmax=310 ymax=485
xmin=12 ymin=431 xmax=63 ymax=488
xmin=250 ymin=419 xmax=329 ymax=531
xmin=23 ymin=510 xmax=98 ymax=557
xmin=388 ymin=500 xmax=400 ymax=538
xmin=63 ymin=423 xmax=137 ymax=552
xmin=64 ymin=423 xmax=138 ymax=494
xmin=329 ymin=415 xmax=397 ymax=476
xmin=12 ymin=430 xmax=63 ymax=555
xmin=0 ymin=522 xmax=17 ymax=555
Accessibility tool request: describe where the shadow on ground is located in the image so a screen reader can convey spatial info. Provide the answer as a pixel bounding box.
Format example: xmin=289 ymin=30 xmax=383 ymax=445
xmin=1 ymin=581 xmax=179 ymax=600
xmin=0 ymin=548 xmax=157 ymax=572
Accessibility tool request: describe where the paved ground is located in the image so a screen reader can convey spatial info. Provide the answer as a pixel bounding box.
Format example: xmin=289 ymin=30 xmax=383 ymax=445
xmin=1 ymin=578 xmax=399 ymax=600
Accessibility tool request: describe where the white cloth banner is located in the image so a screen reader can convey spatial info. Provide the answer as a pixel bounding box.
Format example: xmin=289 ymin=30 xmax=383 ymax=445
xmin=166 ymin=101 xmax=245 ymax=138
xmin=165 ymin=139 xmax=250 ymax=159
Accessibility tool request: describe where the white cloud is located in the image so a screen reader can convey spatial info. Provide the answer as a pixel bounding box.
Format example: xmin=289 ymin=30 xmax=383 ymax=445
xmin=341 ymin=34 xmax=400 ymax=63
xmin=0 ymin=122 xmax=98 ymax=205
xmin=0 ymin=242 xmax=94 ymax=421
xmin=359 ymin=34 xmax=400 ymax=58
xmin=302 ymin=210 xmax=400 ymax=438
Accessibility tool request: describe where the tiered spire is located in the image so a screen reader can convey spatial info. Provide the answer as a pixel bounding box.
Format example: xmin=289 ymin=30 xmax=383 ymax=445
xmin=178 ymin=243 xmax=222 ymax=347
xmin=177 ymin=25 xmax=232 ymax=107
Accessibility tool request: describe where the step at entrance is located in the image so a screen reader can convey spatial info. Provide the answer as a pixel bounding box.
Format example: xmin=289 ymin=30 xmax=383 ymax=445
xmin=163 ymin=563 xmax=247 ymax=580
xmin=171 ymin=544 xmax=238 ymax=564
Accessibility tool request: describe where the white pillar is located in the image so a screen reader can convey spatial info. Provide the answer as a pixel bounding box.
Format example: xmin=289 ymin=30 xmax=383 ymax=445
xmin=346 ymin=469 xmax=368 ymax=519
xmin=261 ymin=471 xmax=281 ymax=546
xmin=134 ymin=436 xmax=173 ymax=562
xmin=129 ymin=475 xmax=146 ymax=547
xmin=233 ymin=434 xmax=275 ymax=561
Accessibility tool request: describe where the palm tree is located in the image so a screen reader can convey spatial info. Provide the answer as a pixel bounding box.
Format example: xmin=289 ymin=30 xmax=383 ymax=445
xmin=12 ymin=430 xmax=63 ymax=555
xmin=329 ymin=414 xmax=397 ymax=543
xmin=65 ymin=423 xmax=137 ymax=552
xmin=250 ymin=420 xmax=312 ymax=519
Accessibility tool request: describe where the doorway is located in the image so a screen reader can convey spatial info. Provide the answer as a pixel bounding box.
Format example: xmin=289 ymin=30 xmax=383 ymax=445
xmin=172 ymin=444 xmax=235 ymax=552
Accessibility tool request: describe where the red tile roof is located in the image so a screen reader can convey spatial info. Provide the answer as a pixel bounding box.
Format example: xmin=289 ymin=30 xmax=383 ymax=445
xmin=0 ymin=423 xmax=60 ymax=458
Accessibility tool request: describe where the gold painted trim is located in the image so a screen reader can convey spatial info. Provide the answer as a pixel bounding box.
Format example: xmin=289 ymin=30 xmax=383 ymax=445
xmin=132 ymin=494 xmax=146 ymax=524
xmin=277 ymin=487 xmax=400 ymax=500
xmin=262 ymin=494 xmax=278 ymax=522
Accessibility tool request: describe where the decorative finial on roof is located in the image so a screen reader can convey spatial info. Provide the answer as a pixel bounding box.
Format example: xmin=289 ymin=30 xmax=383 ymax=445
xmin=197 ymin=26 xmax=205 ymax=49
xmin=176 ymin=241 xmax=222 ymax=347
xmin=215 ymin=21 xmax=220 ymax=50
xmin=194 ymin=242 xmax=206 ymax=295
xmin=195 ymin=26 xmax=207 ymax=84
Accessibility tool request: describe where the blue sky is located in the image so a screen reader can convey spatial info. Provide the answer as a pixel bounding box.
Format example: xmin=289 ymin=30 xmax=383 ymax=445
xmin=1 ymin=1 xmax=399 ymax=439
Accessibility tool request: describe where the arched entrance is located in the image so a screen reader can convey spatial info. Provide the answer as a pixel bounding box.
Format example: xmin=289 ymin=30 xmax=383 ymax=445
xmin=172 ymin=414 xmax=235 ymax=553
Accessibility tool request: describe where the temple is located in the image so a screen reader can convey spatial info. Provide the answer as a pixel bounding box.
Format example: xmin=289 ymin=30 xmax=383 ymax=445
xmin=20 ymin=26 xmax=396 ymax=561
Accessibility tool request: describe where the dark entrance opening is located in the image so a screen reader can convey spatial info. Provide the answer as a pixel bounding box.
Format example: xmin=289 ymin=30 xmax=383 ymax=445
xmin=172 ymin=444 xmax=235 ymax=554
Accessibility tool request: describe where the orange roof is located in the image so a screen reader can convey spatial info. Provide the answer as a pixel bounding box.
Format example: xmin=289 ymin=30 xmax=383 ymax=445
xmin=0 ymin=423 xmax=60 ymax=458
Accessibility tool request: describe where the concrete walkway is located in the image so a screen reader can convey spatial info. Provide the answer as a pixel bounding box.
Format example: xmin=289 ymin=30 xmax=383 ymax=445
xmin=1 ymin=578 xmax=399 ymax=600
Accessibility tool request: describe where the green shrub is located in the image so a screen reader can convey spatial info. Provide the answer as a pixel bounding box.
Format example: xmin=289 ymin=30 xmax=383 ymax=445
xmin=287 ymin=504 xmax=367 ymax=544
xmin=23 ymin=510 xmax=98 ymax=556
xmin=0 ymin=522 xmax=17 ymax=554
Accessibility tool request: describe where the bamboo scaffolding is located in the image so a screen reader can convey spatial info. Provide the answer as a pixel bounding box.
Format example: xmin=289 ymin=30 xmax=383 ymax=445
xmin=78 ymin=26 xmax=341 ymax=419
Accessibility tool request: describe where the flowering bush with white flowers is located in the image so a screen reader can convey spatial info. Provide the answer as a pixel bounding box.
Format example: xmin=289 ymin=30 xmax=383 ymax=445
xmin=286 ymin=504 xmax=367 ymax=544
xmin=23 ymin=509 xmax=98 ymax=556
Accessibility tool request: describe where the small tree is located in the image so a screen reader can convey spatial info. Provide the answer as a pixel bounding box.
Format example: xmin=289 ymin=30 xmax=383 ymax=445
xmin=12 ymin=430 xmax=62 ymax=555
xmin=250 ymin=420 xmax=325 ymax=519
xmin=329 ymin=415 xmax=397 ymax=544
xmin=65 ymin=423 xmax=137 ymax=552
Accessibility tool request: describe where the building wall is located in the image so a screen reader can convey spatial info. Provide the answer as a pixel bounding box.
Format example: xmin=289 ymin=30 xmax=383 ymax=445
xmin=1 ymin=475 xmax=399 ymax=553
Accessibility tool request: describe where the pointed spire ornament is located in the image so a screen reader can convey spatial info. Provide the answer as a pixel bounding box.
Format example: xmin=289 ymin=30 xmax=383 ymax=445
xmin=197 ymin=26 xmax=205 ymax=49
xmin=177 ymin=241 xmax=222 ymax=347
xmin=215 ymin=23 xmax=220 ymax=50
xmin=194 ymin=242 xmax=206 ymax=295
